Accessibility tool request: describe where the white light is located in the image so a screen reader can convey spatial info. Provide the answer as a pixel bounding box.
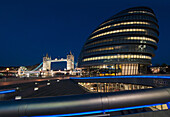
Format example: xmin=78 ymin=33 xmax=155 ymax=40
xmin=47 ymin=83 xmax=50 ymax=85
xmin=15 ymin=96 xmax=22 ymax=100
xmin=34 ymin=87 xmax=39 ymax=91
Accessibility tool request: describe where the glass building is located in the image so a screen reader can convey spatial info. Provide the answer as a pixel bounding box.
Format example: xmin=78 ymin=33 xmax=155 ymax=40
xmin=78 ymin=7 xmax=159 ymax=76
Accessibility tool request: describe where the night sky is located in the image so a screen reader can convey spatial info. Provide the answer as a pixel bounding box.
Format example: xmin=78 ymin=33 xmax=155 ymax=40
xmin=0 ymin=0 xmax=170 ymax=66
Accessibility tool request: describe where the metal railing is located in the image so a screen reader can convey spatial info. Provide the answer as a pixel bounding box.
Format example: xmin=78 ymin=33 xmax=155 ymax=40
xmin=0 ymin=87 xmax=170 ymax=117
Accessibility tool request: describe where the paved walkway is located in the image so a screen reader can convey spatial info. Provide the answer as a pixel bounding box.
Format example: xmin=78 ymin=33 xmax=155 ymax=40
xmin=0 ymin=77 xmax=69 ymax=86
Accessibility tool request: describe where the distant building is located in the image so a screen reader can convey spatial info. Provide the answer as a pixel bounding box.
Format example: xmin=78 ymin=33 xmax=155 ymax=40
xmin=150 ymin=66 xmax=168 ymax=74
xmin=43 ymin=53 xmax=51 ymax=71
xmin=78 ymin=7 xmax=159 ymax=76
xmin=43 ymin=52 xmax=75 ymax=71
xmin=67 ymin=51 xmax=74 ymax=70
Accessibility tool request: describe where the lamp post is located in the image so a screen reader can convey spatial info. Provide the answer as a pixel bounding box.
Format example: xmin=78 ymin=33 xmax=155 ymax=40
xmin=6 ymin=68 xmax=9 ymax=78
xmin=39 ymin=69 xmax=42 ymax=78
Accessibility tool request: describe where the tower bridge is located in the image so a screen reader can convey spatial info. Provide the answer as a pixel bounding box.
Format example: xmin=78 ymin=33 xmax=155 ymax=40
xmin=43 ymin=52 xmax=74 ymax=71
xmin=16 ymin=51 xmax=80 ymax=77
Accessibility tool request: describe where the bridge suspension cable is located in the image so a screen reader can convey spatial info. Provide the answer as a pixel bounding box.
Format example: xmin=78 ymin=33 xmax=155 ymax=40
xmin=31 ymin=62 xmax=43 ymax=71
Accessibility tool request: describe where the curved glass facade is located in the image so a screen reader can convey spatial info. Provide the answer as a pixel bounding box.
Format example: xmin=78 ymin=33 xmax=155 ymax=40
xmin=78 ymin=7 xmax=159 ymax=76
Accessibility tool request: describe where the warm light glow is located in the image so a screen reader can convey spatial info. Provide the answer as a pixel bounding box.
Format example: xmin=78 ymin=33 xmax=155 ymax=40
xmin=128 ymin=11 xmax=155 ymax=16
xmin=100 ymin=19 xmax=114 ymax=26
xmin=83 ymin=54 xmax=151 ymax=62
xmin=86 ymin=46 xmax=122 ymax=53
xmin=86 ymin=36 xmax=156 ymax=47
xmin=92 ymin=21 xmax=151 ymax=34
xmin=90 ymin=29 xmax=147 ymax=40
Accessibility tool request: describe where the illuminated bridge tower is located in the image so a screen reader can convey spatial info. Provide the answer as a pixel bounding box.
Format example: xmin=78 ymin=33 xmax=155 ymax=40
xmin=78 ymin=6 xmax=159 ymax=76
xmin=43 ymin=54 xmax=51 ymax=71
xmin=67 ymin=51 xmax=74 ymax=70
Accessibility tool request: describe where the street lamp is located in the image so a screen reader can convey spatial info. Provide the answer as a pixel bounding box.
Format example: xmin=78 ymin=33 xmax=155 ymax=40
xmin=6 ymin=68 xmax=9 ymax=78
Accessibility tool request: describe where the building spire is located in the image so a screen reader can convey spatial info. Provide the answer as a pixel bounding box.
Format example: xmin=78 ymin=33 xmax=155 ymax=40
xmin=46 ymin=53 xmax=49 ymax=57
xmin=69 ymin=51 xmax=72 ymax=55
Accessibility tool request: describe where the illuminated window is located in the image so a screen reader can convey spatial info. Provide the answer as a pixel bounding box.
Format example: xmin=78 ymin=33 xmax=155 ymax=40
xmin=100 ymin=19 xmax=114 ymax=26
xmin=83 ymin=54 xmax=151 ymax=62
xmin=90 ymin=28 xmax=147 ymax=40
xmin=86 ymin=46 xmax=122 ymax=53
xmin=86 ymin=36 xmax=156 ymax=48
xmin=128 ymin=11 xmax=155 ymax=16
xmin=92 ymin=21 xmax=151 ymax=34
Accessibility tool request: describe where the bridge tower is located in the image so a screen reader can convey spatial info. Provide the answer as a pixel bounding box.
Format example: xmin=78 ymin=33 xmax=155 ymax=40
xmin=67 ymin=51 xmax=74 ymax=70
xmin=43 ymin=53 xmax=51 ymax=71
